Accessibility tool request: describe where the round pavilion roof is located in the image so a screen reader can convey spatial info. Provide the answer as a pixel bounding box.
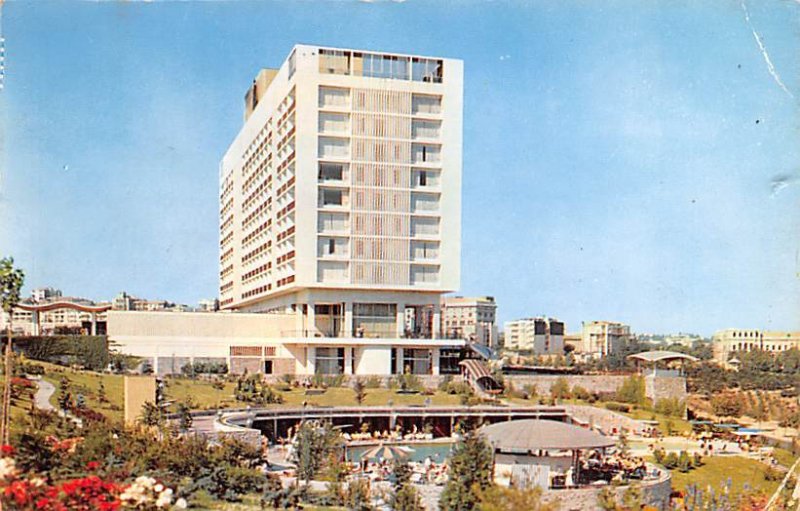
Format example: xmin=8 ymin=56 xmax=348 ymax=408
xmin=627 ymin=350 xmax=698 ymax=363
xmin=479 ymin=419 xmax=615 ymax=452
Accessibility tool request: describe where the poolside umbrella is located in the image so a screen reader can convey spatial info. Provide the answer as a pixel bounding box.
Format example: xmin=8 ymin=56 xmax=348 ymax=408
xmin=360 ymin=444 xmax=410 ymax=461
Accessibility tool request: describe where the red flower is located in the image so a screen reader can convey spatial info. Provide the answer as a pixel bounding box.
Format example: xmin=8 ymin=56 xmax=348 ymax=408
xmin=86 ymin=461 xmax=100 ymax=471
xmin=0 ymin=445 xmax=14 ymax=456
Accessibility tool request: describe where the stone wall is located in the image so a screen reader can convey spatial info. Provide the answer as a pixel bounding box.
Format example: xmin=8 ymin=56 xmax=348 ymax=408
xmin=506 ymin=374 xmax=687 ymax=402
xmin=645 ymin=375 xmax=687 ymax=402
xmin=543 ymin=466 xmax=671 ymax=511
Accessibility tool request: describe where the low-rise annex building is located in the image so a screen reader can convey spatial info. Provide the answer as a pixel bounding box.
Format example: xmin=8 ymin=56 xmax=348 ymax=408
xmin=108 ymin=310 xmax=463 ymax=376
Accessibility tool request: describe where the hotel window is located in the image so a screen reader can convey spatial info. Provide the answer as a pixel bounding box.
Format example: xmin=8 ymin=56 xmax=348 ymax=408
xmin=320 ymin=189 xmax=343 ymax=207
xmin=361 ymin=53 xmax=410 ymax=80
xmin=319 ymin=162 xmax=346 ymax=182
xmin=412 ymin=119 xmax=441 ymax=139
xmin=403 ymin=349 xmax=432 ymax=375
xmin=412 ymin=94 xmax=442 ymax=115
xmin=319 ymin=87 xmax=350 ymax=108
xmin=411 ymin=58 xmax=443 ymax=83
xmin=318 ymin=137 xmax=349 ymax=159
xmin=319 ymin=113 xmax=349 ymax=134
xmin=412 ymin=144 xmax=440 ymax=164
xmin=315 ymin=347 xmax=345 ymax=374
xmin=319 ymin=49 xmax=351 ymax=75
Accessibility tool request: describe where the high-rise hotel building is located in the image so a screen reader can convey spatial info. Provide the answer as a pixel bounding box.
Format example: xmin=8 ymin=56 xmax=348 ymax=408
xmin=212 ymin=45 xmax=463 ymax=374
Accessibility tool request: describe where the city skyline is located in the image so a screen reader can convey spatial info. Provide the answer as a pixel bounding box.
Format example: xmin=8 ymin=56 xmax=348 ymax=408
xmin=1 ymin=2 xmax=799 ymax=336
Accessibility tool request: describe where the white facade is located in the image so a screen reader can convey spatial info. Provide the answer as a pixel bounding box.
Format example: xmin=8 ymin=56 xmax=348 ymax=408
xmin=219 ymin=45 xmax=462 ymax=317
xmin=106 ymin=45 xmax=466 ymax=377
xmin=503 ymin=317 xmax=565 ymax=355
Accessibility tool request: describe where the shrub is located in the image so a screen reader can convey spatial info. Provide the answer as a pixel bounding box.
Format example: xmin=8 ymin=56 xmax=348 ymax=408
xmin=14 ymin=335 xmax=110 ymax=371
xmin=616 ymin=375 xmax=646 ymax=406
xmin=572 ymin=385 xmax=591 ymax=401
xmin=655 ymin=397 xmax=685 ymax=418
xmin=189 ymin=465 xmax=265 ymax=502
xmin=364 ymin=376 xmax=383 ymax=389
xmin=550 ymin=377 xmax=572 ymax=400
xmin=605 ymin=402 xmax=631 ymax=413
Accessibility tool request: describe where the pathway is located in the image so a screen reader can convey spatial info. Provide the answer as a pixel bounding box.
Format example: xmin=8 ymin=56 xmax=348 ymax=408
xmin=33 ymin=377 xmax=56 ymax=411
xmin=33 ymin=377 xmax=82 ymax=426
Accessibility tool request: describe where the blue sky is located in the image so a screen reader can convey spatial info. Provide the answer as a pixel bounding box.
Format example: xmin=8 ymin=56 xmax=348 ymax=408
xmin=1 ymin=1 xmax=798 ymax=336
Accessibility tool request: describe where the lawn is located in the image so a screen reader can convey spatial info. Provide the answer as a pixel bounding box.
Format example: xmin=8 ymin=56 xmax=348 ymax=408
xmin=165 ymin=379 xmax=464 ymax=409
xmin=772 ymin=447 xmax=798 ymax=469
xmin=624 ymin=407 xmax=692 ymax=435
xmin=668 ymin=456 xmax=781 ymax=497
xmin=40 ymin=361 xmax=125 ymax=422
xmin=278 ymin=386 xmax=463 ymax=407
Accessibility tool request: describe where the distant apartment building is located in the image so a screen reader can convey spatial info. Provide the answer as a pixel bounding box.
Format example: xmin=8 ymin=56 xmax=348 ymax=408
xmin=503 ymin=317 xmax=565 ymax=355
xmin=197 ymin=299 xmax=220 ymax=312
xmin=112 ymin=292 xmax=187 ymax=312
xmin=712 ymin=329 xmax=800 ymax=361
xmin=581 ymin=321 xmax=631 ymax=358
xmin=440 ymin=296 xmax=497 ymax=347
xmin=109 ymin=44 xmax=466 ymax=376
xmin=31 ymin=287 xmax=62 ymax=303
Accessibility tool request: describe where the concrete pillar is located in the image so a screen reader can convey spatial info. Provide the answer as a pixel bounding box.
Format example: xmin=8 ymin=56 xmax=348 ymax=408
xmin=344 ymin=347 xmax=353 ymax=375
xmin=307 ymin=346 xmax=316 ymax=375
xmin=90 ymin=312 xmax=97 ymax=336
xmin=432 ymin=303 xmax=441 ymax=339
xmin=32 ymin=311 xmax=40 ymax=336
xmin=396 ymin=304 xmax=406 ymax=338
xmin=294 ymin=304 xmax=304 ymax=337
xmin=307 ymin=303 xmax=316 ymax=337
xmin=431 ymin=348 xmax=440 ymax=375
xmin=396 ymin=347 xmax=404 ymax=374
xmin=344 ymin=301 xmax=353 ymax=337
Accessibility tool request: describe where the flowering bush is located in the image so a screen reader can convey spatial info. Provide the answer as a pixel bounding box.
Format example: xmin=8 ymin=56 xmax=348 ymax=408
xmin=0 ymin=446 xmax=186 ymax=510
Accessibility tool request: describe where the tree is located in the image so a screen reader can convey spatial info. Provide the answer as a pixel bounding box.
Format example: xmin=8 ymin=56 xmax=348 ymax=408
xmin=392 ymin=458 xmax=412 ymax=491
xmin=344 ymin=478 xmax=373 ymax=511
xmin=440 ymin=431 xmax=493 ymax=511
xmin=392 ymin=483 xmax=425 ymax=511
xmin=477 ymin=485 xmax=558 ymax=511
xmin=0 ymin=256 xmax=24 ymax=444
xmin=176 ymin=401 xmax=193 ymax=431
xmin=710 ymin=392 xmax=743 ymax=418
xmin=617 ymin=428 xmax=630 ymax=458
xmin=295 ymin=420 xmax=341 ymax=483
xmin=550 ymin=377 xmax=572 ymax=401
xmin=616 ymin=375 xmax=646 ymax=406
xmin=353 ymin=377 xmax=367 ymax=405
xmin=140 ymin=400 xmax=165 ymax=427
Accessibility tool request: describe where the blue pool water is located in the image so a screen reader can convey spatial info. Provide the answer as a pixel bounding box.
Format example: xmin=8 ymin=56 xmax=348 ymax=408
xmin=346 ymin=442 xmax=454 ymax=463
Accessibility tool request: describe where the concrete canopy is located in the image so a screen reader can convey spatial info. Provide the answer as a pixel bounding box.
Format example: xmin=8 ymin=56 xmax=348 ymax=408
xmin=479 ymin=419 xmax=615 ymax=452
xmin=626 ymin=351 xmax=698 ymax=364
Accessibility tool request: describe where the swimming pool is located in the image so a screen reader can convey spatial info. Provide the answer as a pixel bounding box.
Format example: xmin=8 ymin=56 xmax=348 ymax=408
xmin=346 ymin=442 xmax=455 ymax=463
